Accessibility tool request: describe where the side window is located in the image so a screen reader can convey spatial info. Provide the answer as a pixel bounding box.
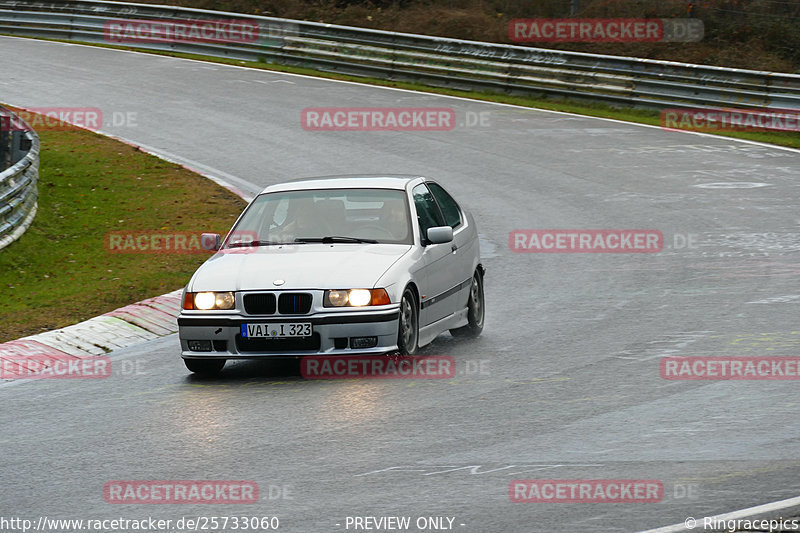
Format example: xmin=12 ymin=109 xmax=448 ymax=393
xmin=427 ymin=182 xmax=462 ymax=228
xmin=412 ymin=184 xmax=445 ymax=242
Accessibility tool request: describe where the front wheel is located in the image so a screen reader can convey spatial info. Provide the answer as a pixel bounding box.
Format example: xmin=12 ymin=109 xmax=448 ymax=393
xmin=184 ymin=358 xmax=226 ymax=376
xmin=450 ymin=270 xmax=485 ymax=337
xmin=397 ymin=288 xmax=419 ymax=355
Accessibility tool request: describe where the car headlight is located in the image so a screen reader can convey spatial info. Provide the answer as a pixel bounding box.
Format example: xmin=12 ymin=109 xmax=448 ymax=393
xmin=324 ymin=289 xmax=391 ymax=307
xmin=183 ymin=291 xmax=235 ymax=310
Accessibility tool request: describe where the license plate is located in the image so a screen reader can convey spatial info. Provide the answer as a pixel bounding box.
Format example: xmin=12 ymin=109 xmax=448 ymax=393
xmin=241 ymin=322 xmax=312 ymax=338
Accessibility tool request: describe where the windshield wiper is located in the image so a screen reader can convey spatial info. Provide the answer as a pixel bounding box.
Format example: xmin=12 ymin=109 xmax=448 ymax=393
xmin=295 ymin=236 xmax=379 ymax=244
xmin=227 ymin=240 xmax=306 ymax=248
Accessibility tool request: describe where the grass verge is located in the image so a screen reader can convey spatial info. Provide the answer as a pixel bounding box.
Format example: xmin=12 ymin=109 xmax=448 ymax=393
xmin=0 ymin=116 xmax=247 ymax=342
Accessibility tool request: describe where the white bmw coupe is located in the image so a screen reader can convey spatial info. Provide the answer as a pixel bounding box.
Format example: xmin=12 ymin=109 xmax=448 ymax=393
xmin=178 ymin=175 xmax=485 ymax=375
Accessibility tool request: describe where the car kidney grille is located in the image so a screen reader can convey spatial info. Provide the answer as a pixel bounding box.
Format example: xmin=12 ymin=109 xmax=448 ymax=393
xmin=243 ymin=292 xmax=312 ymax=315
xmin=278 ymin=293 xmax=312 ymax=314
xmin=243 ymin=293 xmax=276 ymax=315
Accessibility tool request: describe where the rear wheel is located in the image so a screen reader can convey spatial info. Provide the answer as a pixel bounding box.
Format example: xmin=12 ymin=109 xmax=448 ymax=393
xmin=184 ymin=358 xmax=226 ymax=376
xmin=397 ymin=288 xmax=419 ymax=355
xmin=450 ymin=270 xmax=485 ymax=337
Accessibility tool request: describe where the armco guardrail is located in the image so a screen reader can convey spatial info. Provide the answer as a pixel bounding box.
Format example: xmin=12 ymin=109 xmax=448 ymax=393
xmin=0 ymin=107 xmax=39 ymax=251
xmin=0 ymin=1 xmax=798 ymax=111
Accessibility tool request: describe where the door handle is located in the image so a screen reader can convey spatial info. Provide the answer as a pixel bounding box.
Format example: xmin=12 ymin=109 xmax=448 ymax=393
xmin=451 ymin=244 xmax=458 ymax=253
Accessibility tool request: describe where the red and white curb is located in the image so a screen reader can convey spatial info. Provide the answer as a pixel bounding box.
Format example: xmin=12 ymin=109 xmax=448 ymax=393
xmin=0 ymin=289 xmax=182 ymax=382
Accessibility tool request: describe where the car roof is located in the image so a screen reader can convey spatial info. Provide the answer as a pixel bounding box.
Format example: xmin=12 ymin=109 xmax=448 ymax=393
xmin=259 ymin=174 xmax=426 ymax=194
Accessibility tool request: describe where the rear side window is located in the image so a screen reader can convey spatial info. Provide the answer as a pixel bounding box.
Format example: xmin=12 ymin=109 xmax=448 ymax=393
xmin=428 ymin=182 xmax=462 ymax=228
xmin=412 ymin=184 xmax=445 ymax=240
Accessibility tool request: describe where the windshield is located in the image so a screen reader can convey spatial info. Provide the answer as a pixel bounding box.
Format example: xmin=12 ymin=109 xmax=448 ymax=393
xmin=225 ymin=188 xmax=413 ymax=247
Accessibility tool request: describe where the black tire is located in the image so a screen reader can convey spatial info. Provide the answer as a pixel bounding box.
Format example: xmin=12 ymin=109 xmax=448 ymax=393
xmin=450 ymin=270 xmax=485 ymax=337
xmin=184 ymin=358 xmax=226 ymax=376
xmin=397 ymin=288 xmax=419 ymax=355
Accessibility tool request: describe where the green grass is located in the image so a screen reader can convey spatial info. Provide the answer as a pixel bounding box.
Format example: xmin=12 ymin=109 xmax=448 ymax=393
xmin=0 ymin=121 xmax=247 ymax=342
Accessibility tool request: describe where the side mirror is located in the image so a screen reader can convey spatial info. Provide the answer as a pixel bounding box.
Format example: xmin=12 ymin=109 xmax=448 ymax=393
xmin=426 ymin=226 xmax=453 ymax=245
xmin=200 ymin=233 xmax=222 ymax=251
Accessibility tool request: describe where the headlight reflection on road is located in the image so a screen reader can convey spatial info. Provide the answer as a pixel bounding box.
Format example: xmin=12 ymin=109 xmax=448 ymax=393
xmin=317 ymin=382 xmax=388 ymax=425
xmin=169 ymin=389 xmax=233 ymax=443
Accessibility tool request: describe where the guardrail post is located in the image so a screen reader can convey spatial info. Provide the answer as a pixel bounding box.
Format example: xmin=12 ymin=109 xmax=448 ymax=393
xmin=0 ymin=114 xmax=8 ymax=170
xmin=10 ymin=130 xmax=26 ymax=164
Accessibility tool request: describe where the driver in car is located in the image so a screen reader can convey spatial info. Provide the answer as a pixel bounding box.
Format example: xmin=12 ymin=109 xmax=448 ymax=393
xmin=379 ymin=197 xmax=409 ymax=241
xmin=276 ymin=197 xmax=331 ymax=241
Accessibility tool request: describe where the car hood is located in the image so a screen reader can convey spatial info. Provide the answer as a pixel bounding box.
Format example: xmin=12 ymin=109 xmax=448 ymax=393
xmin=189 ymin=244 xmax=412 ymax=291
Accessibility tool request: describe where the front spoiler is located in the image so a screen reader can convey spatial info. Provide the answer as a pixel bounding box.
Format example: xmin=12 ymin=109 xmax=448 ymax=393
xmin=178 ymin=307 xmax=400 ymax=358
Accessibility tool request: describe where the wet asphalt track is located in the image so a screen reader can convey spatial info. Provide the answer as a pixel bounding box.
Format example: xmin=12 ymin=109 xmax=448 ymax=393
xmin=1 ymin=36 xmax=800 ymax=532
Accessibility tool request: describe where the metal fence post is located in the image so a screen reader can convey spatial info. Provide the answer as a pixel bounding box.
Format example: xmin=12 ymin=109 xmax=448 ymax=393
xmin=10 ymin=130 xmax=24 ymax=164
xmin=0 ymin=113 xmax=8 ymax=171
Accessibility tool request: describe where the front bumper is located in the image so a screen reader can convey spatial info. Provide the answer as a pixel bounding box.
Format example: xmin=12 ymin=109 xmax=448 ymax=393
xmin=178 ymin=306 xmax=400 ymax=358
